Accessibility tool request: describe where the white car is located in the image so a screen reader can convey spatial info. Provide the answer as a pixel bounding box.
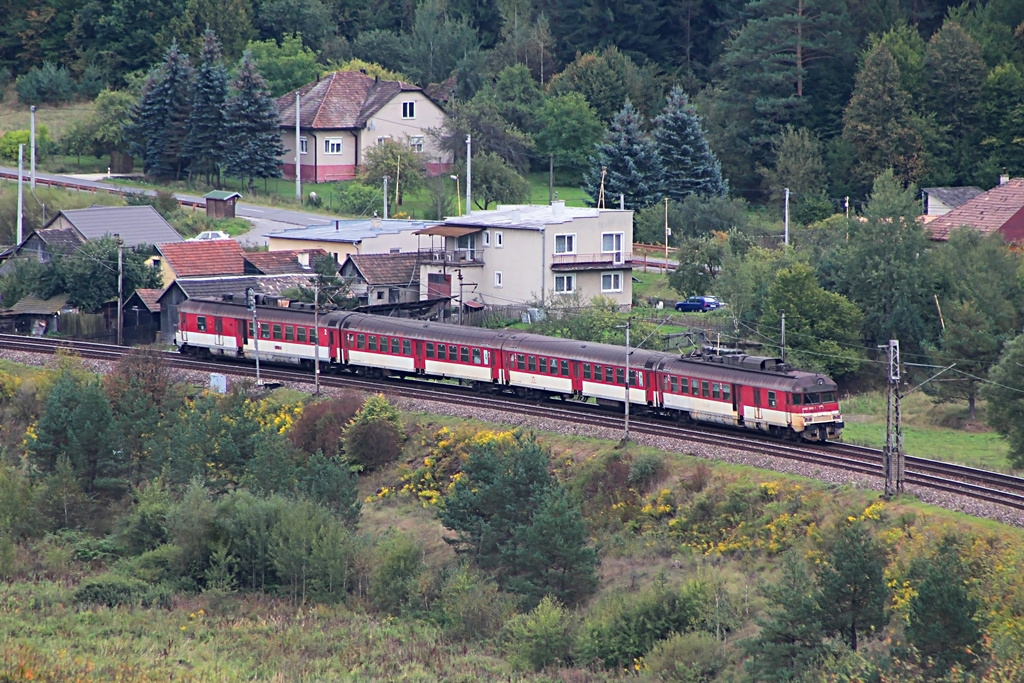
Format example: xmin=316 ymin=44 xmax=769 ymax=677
xmin=191 ymin=230 xmax=230 ymax=241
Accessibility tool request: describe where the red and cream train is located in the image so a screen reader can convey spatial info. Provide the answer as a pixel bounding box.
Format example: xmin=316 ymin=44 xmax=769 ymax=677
xmin=176 ymin=298 xmax=844 ymax=441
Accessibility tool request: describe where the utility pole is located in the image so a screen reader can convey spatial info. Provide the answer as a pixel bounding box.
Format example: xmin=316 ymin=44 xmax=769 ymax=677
xmin=783 ymin=187 xmax=790 ymax=246
xmin=619 ymin=193 xmax=624 ymax=210
xmin=436 ymin=157 xmax=443 ymax=218
xmin=457 ymin=269 xmax=464 ymax=325
xmin=313 ymin=280 xmax=320 ymax=394
xmin=882 ymin=339 xmax=904 ymax=497
xmin=383 ymin=176 xmax=389 ymax=219
xmin=116 ymin=235 xmax=124 ymax=346
xmin=247 ymin=287 xmax=261 ymax=386
xmin=465 ymin=135 xmax=472 ymax=214
xmin=451 ymin=175 xmax=461 ymax=216
xmin=394 ymin=155 xmax=401 ymax=208
xmin=663 ymin=197 xmax=670 ymax=274
xmin=295 ymin=92 xmax=301 ymax=201
xmin=16 ymin=144 xmax=24 ymax=245
xmin=779 ymin=309 xmax=785 ymax=363
xmin=598 ymin=166 xmax=607 ymax=209
xmin=30 ymin=105 xmax=36 ymax=189
xmin=618 ymin=320 xmax=631 ymax=442
xmin=548 ymin=154 xmax=554 ymax=204
xmin=844 ymin=196 xmax=850 ymax=218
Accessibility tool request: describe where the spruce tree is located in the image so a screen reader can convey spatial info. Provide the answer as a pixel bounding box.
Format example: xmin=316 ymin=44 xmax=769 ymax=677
xmin=185 ymin=29 xmax=230 ymax=186
xmin=223 ymin=51 xmax=285 ymax=191
xmin=127 ymin=42 xmax=193 ymax=179
xmin=815 ymin=520 xmax=888 ymax=651
xmin=583 ymin=99 xmax=662 ymax=210
xmin=653 ymin=86 xmax=727 ymax=201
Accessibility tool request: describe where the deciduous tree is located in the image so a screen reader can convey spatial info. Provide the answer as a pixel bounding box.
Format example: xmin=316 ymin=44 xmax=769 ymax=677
xmin=458 ymin=152 xmax=530 ymax=210
xmin=246 ymin=34 xmax=320 ymax=98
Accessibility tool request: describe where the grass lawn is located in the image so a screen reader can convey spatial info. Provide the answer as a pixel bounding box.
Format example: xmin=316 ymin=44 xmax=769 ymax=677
xmin=0 ymin=100 xmax=94 ymax=140
xmin=840 ymin=390 xmax=1012 ymax=471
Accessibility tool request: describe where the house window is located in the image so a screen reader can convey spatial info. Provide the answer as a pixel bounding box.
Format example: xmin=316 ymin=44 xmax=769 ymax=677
xmin=554 ymin=275 xmax=574 ymax=293
xmin=402 ymin=101 xmax=416 ymax=119
xmin=376 ymin=135 xmax=392 ymax=145
xmin=324 ymin=138 xmax=343 ymax=154
xmin=409 ymin=135 xmax=424 ymax=153
xmin=494 ymin=271 xmax=503 ymax=288
xmin=494 ymin=231 xmax=503 ymax=248
xmin=482 ymin=231 xmax=490 ymax=247
xmin=376 ymin=291 xmax=385 ymax=300
xmin=602 ymin=232 xmax=624 ymax=264
xmin=601 ymin=272 xmax=623 ymax=292
xmin=299 ymin=136 xmax=308 ymax=154
xmin=554 ymin=234 xmax=575 ymax=254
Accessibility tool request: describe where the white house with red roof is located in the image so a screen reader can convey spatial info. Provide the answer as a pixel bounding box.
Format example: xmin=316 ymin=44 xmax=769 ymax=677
xmin=276 ymin=71 xmax=450 ymax=182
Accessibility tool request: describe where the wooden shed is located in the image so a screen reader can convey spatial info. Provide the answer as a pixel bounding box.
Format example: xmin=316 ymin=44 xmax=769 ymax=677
xmin=203 ymin=191 xmax=242 ymax=219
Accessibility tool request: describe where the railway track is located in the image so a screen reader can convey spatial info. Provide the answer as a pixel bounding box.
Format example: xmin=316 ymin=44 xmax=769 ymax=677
xmin=6 ymin=333 xmax=1024 ymax=512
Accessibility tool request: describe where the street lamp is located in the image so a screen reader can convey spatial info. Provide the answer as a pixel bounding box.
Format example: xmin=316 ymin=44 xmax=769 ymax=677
xmin=450 ymin=175 xmax=461 ymax=216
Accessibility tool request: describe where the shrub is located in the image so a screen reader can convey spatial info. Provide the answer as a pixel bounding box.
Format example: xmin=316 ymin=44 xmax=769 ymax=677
xmin=16 ymin=62 xmax=77 ymax=105
xmin=502 ymin=596 xmax=576 ymax=671
xmin=116 ymin=544 xmax=184 ymax=585
xmin=628 ymin=453 xmax=665 ymax=492
xmin=77 ymin=65 xmax=105 ymax=99
xmin=368 ymin=531 xmax=424 ymax=615
xmin=644 ymin=631 xmax=730 ymax=682
xmin=73 ymin=572 xmax=171 ymax=608
xmin=436 ymin=563 xmax=513 ymax=640
xmin=289 ymin=395 xmax=364 ymax=458
xmin=337 ymin=182 xmax=382 ymax=216
xmin=0 ymin=126 xmax=52 ymax=163
xmin=343 ymin=419 xmax=403 ymax=471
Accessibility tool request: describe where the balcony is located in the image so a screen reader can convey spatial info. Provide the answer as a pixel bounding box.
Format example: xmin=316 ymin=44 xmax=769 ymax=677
xmin=551 ymin=252 xmax=633 ymax=271
xmin=417 ymin=248 xmax=485 ymax=266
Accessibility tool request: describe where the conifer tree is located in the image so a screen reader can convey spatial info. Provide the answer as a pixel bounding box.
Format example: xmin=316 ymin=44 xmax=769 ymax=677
xmin=185 ymin=29 xmax=230 ymax=186
xmin=127 ymin=42 xmax=193 ymax=179
xmin=653 ymin=86 xmax=727 ymax=201
xmin=583 ymin=99 xmax=662 ymax=210
xmin=223 ymin=51 xmax=285 ymax=191
xmin=815 ymin=520 xmax=888 ymax=651
xmin=842 ymin=45 xmax=924 ymax=191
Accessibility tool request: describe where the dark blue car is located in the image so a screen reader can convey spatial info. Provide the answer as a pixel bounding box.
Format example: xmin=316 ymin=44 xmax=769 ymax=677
xmin=675 ymin=296 xmax=721 ymax=312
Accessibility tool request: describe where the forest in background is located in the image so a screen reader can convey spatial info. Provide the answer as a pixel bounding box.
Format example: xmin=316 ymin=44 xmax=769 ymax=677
xmin=2 ymin=0 xmax=1024 ymax=207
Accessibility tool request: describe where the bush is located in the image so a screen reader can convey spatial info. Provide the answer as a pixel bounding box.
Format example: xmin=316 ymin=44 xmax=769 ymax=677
xmin=343 ymin=419 xmax=403 ymax=471
xmin=16 ymin=62 xmax=78 ymax=105
xmin=644 ymin=631 xmax=730 ymax=682
xmin=628 ymin=453 xmax=665 ymax=492
xmin=0 ymin=126 xmax=52 ymax=164
xmin=116 ymin=544 xmax=184 ymax=585
xmin=502 ymin=596 xmax=576 ymax=671
xmin=368 ymin=531 xmax=424 ymax=615
xmin=77 ymin=65 xmax=105 ymax=100
xmin=436 ymin=564 xmax=513 ymax=640
xmin=289 ymin=395 xmax=364 ymax=458
xmin=337 ymin=182 xmax=382 ymax=216
xmin=73 ymin=572 xmax=171 ymax=608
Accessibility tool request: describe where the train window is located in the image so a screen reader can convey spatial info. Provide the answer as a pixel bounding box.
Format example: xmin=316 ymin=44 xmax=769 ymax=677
xmin=197 ymin=316 xmax=207 ymax=332
xmin=515 ymin=355 xmax=524 ymax=370
xmin=403 ymin=340 xmax=411 ymax=355
xmin=260 ymin=322 xmax=270 ymax=338
xmin=628 ymin=369 xmax=637 ymax=386
xmin=561 ymin=360 xmax=569 ymax=376
xmin=528 ymin=356 xmax=536 ymax=372
xmin=616 ymin=368 xmax=625 ymax=385
xmin=606 ymin=366 xmax=615 ymax=383
xmin=670 ymin=376 xmax=678 ymax=393
xmin=449 ymin=345 xmax=458 ymax=360
xmin=822 ymin=391 xmax=836 ymax=402
xmin=680 ymin=377 xmax=689 ymax=394
xmin=248 ymin=322 xmax=255 ymax=337
xmin=426 ymin=342 xmax=434 ymax=358
xmin=285 ymin=326 xmax=294 ymax=342
xmin=472 ymin=348 xmax=481 ymax=364
xmin=459 ymin=346 xmax=469 ymax=363
xmin=805 ymin=392 xmax=820 ymax=404
xmin=357 ymin=334 xmax=365 ymax=350
xmin=583 ymin=364 xmax=591 ymax=380
xmin=272 ymin=324 xmax=282 ymax=340
xmin=754 ymin=389 xmax=761 ymax=405
xmin=437 ymin=344 xmax=446 ymax=359
xmin=539 ymin=357 xmax=548 ymax=373
xmin=701 ymin=380 xmax=710 ymax=398
xmin=368 ymin=335 xmax=378 ymax=351
xmin=792 ymin=393 xmax=802 ymax=405
xmin=723 ymin=384 xmax=731 ymax=401
xmin=311 ymin=329 xmax=318 ymax=344
xmin=215 ymin=318 xmax=223 ymax=334
xmin=391 ymin=338 xmax=400 ymax=354
xmin=297 ymin=327 xmax=306 ymax=343
xmin=712 ymin=382 xmax=720 ymax=399
xmin=346 ymin=333 xmax=355 ymax=345
xmin=691 ymin=378 xmax=699 ymax=394
xmin=768 ymin=391 xmax=777 ymax=408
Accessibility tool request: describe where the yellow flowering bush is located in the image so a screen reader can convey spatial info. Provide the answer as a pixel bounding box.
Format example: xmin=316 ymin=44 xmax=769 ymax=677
xmin=0 ymin=370 xmax=22 ymax=403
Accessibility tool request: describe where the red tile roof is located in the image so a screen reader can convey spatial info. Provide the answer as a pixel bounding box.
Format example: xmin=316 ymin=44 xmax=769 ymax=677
xmin=277 ymin=71 xmax=421 ymax=130
xmin=131 ymin=288 xmax=163 ymax=312
xmin=926 ymin=178 xmax=1024 ymax=241
xmin=244 ymin=248 xmax=327 ymax=274
xmin=158 ymin=240 xmax=246 ymax=277
xmin=342 ymin=252 xmax=421 ymax=285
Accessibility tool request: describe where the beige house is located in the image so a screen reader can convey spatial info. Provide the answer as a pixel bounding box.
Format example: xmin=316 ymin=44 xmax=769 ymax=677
xmin=414 ymin=202 xmax=634 ymax=308
xmin=277 ymin=71 xmax=449 ymax=182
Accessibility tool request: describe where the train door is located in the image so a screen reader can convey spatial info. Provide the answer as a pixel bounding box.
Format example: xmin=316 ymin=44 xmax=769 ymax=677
xmin=178 ymin=312 xmax=187 ymax=342
xmin=413 ymin=341 xmax=426 ymax=374
xmin=237 ymin=318 xmax=247 ymax=349
xmin=753 ymin=387 xmax=763 ymax=420
xmin=644 ymin=370 xmax=656 ymax=405
xmin=732 ymin=384 xmax=738 ymax=412
xmin=214 ymin=317 xmax=224 ymax=347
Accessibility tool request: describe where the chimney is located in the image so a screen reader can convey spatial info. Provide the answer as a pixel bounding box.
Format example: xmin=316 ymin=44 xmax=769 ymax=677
xmin=551 ymin=200 xmax=565 ymax=216
xmin=297 ymin=251 xmax=310 ymax=267
xmin=1000 ymin=171 xmax=1010 ymax=185
xmin=334 ymin=220 xmax=340 ymax=231
xmin=371 ymin=215 xmax=382 ymax=229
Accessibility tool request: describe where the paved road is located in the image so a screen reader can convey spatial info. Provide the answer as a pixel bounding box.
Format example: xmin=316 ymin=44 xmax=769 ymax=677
xmin=0 ymin=166 xmax=337 ymax=242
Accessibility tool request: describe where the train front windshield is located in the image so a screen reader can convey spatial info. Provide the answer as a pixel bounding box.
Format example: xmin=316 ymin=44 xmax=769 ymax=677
xmin=793 ymin=391 xmax=837 ymax=405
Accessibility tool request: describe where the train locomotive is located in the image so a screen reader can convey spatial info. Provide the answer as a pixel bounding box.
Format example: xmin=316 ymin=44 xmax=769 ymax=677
xmin=176 ymin=297 xmax=844 ymax=442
